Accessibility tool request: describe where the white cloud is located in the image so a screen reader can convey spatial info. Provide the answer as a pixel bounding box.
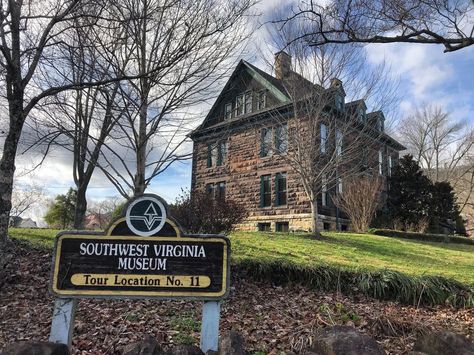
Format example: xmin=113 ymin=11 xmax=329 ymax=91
xmin=365 ymin=42 xmax=474 ymax=123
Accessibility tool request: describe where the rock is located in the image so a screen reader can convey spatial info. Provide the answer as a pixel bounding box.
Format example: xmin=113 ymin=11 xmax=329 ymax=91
xmin=219 ymin=331 xmax=246 ymax=355
xmin=302 ymin=326 xmax=385 ymax=355
xmin=169 ymin=345 xmax=204 ymax=355
xmin=1 ymin=342 xmax=70 ymax=355
xmin=122 ymin=336 xmax=164 ymax=355
xmin=413 ymin=331 xmax=474 ymax=355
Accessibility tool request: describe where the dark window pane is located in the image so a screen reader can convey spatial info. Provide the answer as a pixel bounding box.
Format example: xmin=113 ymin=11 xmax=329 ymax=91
xmin=276 ymin=173 xmax=287 ymax=206
xmin=276 ymin=222 xmax=289 ymax=232
xmin=261 ymin=174 xmax=271 ymax=207
xmin=217 ymin=182 xmax=226 ymax=200
xmin=257 ymin=90 xmax=266 ymax=110
xmin=217 ymin=141 xmax=227 ymax=166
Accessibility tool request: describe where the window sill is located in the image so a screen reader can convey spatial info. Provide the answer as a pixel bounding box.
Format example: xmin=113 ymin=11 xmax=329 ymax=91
xmin=259 ymin=204 xmax=288 ymax=209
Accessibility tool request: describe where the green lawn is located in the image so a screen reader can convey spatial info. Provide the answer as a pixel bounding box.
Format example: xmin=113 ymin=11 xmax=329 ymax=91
xmin=8 ymin=228 xmax=474 ymax=285
xmin=231 ymin=231 xmax=474 ymax=285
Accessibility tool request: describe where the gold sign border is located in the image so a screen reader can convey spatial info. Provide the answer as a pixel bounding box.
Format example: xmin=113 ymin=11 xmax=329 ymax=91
xmin=52 ymin=234 xmax=229 ymax=299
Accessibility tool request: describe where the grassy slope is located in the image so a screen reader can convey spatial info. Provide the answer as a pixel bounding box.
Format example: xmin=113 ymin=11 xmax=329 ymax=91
xmin=9 ymin=228 xmax=474 ymax=285
xmin=231 ymin=231 xmax=474 ymax=285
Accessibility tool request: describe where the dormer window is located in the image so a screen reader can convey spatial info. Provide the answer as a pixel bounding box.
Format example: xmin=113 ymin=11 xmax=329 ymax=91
xmin=377 ymin=118 xmax=384 ymax=132
xmin=358 ymin=107 xmax=366 ymax=122
xmin=224 ymin=103 xmax=232 ymax=120
xmin=335 ymin=94 xmax=344 ymax=111
xmin=245 ymin=91 xmax=253 ymax=114
xmin=256 ymin=90 xmax=266 ymax=110
xmin=235 ymin=94 xmax=244 ymax=116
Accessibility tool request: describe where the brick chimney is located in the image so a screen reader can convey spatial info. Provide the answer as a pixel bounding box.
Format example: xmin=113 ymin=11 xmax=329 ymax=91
xmin=330 ymin=78 xmax=343 ymax=89
xmin=274 ymin=51 xmax=291 ymax=79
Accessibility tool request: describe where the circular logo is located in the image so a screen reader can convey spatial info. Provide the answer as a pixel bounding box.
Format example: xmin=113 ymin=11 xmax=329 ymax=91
xmin=125 ymin=196 xmax=167 ymax=236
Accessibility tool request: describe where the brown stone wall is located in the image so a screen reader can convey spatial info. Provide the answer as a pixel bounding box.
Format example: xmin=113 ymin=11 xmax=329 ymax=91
xmin=192 ymin=123 xmax=311 ymax=219
xmin=192 ymin=118 xmax=400 ymax=232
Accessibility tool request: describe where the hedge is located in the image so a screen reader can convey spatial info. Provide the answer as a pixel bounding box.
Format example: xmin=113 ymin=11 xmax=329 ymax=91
xmin=371 ymin=229 xmax=474 ymax=246
xmin=234 ymin=259 xmax=474 ymax=308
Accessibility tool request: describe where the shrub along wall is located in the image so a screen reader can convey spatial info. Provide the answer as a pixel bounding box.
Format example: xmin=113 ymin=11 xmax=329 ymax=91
xmin=234 ymin=259 xmax=474 ymax=308
xmin=372 ymin=229 xmax=474 ymax=246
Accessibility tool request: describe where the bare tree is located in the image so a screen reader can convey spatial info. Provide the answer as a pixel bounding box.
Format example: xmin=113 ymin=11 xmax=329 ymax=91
xmin=96 ymin=0 xmax=254 ymax=199
xmin=333 ymin=176 xmax=382 ymax=232
xmin=276 ymin=0 xmax=474 ymax=53
xmin=263 ymin=23 xmax=399 ymax=234
xmin=0 ymin=0 xmax=163 ymax=278
xmin=27 ymin=17 xmax=130 ymax=229
xmin=87 ymin=196 xmax=121 ymax=229
xmin=11 ymin=182 xmax=45 ymax=219
xmin=0 ymin=0 xmax=91 ymax=277
xmin=399 ymin=104 xmax=474 ymax=212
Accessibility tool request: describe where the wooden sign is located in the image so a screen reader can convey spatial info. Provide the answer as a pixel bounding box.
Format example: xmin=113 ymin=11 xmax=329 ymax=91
xmin=51 ymin=234 xmax=229 ymax=299
xmin=49 ymin=194 xmax=230 ymax=352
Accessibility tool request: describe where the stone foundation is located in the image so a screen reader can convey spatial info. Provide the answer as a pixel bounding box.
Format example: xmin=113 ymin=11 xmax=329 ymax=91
xmin=236 ymin=213 xmax=351 ymax=232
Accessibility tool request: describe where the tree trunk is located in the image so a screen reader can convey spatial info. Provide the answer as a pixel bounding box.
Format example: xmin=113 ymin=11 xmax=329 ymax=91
xmin=74 ymin=185 xmax=87 ymax=229
xmin=134 ymin=92 xmax=148 ymax=197
xmin=0 ymin=100 xmax=25 ymax=288
xmin=310 ymin=198 xmax=321 ymax=237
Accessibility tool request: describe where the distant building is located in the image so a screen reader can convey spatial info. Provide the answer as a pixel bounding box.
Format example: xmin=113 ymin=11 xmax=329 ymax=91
xmin=9 ymin=216 xmax=38 ymax=228
xmin=190 ymin=52 xmax=404 ymax=232
xmin=84 ymin=213 xmax=112 ymax=230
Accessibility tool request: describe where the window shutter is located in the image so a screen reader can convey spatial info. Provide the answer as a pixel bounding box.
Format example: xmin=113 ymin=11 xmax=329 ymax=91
xmin=207 ymin=144 xmax=212 ymax=167
xmin=275 ymin=173 xmax=280 ymax=206
xmin=260 ymin=175 xmax=264 ymax=208
xmin=217 ymin=142 xmax=222 ymax=166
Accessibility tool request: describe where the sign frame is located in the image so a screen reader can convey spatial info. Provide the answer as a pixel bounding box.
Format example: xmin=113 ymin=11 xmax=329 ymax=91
xmin=49 ymin=194 xmax=230 ymax=353
xmin=50 ymin=232 xmax=230 ymax=300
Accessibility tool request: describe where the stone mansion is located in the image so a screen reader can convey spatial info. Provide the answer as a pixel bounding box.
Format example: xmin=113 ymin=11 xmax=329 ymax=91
xmin=190 ymin=52 xmax=405 ymax=232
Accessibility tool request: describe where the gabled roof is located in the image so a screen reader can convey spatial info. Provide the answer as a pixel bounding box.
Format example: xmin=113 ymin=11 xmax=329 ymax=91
xmin=191 ymin=58 xmax=405 ymax=151
xmin=345 ymin=99 xmax=367 ymax=110
xmin=367 ymin=111 xmax=384 ymax=120
xmin=193 ymin=60 xmax=291 ymax=134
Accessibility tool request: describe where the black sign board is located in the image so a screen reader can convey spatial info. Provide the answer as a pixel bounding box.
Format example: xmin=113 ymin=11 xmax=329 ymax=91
xmin=50 ymin=195 xmax=230 ymax=300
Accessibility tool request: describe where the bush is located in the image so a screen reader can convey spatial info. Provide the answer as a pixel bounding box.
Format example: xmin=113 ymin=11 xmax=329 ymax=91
xmin=170 ymin=189 xmax=246 ymax=234
xmin=371 ymin=229 xmax=474 ymax=246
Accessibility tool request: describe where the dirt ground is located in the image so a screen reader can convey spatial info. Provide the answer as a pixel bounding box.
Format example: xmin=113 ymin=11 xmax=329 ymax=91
xmin=1 ymin=242 xmax=473 ymax=354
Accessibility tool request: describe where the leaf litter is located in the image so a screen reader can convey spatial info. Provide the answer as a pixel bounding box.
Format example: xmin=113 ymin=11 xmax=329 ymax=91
xmin=0 ymin=242 xmax=473 ymax=354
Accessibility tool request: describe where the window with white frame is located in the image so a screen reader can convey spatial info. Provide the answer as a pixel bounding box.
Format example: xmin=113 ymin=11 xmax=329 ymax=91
xmin=244 ymin=91 xmax=252 ymax=114
xmin=217 ymin=141 xmax=228 ymax=166
xmin=235 ymin=94 xmax=244 ymax=116
xmin=260 ymin=128 xmax=273 ymax=157
xmin=378 ymin=150 xmax=383 ymax=175
xmin=320 ymin=123 xmax=328 ymax=154
xmin=322 ymin=174 xmax=327 ymax=206
xmin=224 ymin=103 xmax=232 ymax=120
xmin=256 ymin=90 xmax=266 ymax=110
xmin=377 ymin=118 xmax=384 ymax=131
xmin=275 ymin=123 xmax=288 ymax=153
xmin=335 ymin=94 xmax=344 ymax=111
xmin=358 ymin=107 xmax=365 ymax=122
xmin=388 ymin=155 xmax=393 ymax=176
xmin=336 ymin=129 xmax=343 ymax=156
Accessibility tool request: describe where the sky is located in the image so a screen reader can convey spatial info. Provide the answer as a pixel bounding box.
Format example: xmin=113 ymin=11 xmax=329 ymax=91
xmin=12 ymin=1 xmax=474 ymax=225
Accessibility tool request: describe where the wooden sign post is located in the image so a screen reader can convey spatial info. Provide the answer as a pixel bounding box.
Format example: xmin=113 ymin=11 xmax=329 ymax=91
xmin=49 ymin=194 xmax=230 ymax=352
